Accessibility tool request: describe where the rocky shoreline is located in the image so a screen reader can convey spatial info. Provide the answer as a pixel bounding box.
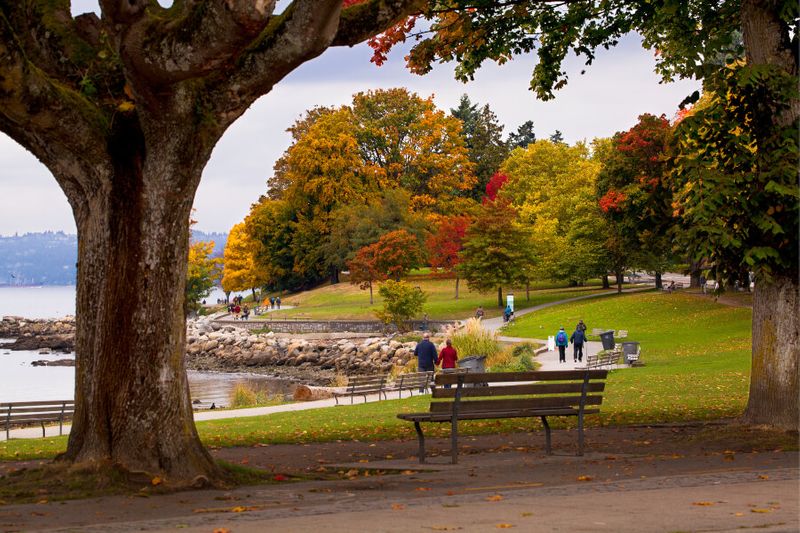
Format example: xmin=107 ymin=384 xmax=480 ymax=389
xmin=1 ymin=315 xmax=423 ymax=385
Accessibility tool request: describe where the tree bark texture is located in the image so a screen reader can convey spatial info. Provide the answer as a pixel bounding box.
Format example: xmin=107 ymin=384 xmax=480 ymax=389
xmin=743 ymin=275 xmax=799 ymax=431
xmin=497 ymin=286 xmax=503 ymax=308
xmin=654 ymin=272 xmax=662 ymax=290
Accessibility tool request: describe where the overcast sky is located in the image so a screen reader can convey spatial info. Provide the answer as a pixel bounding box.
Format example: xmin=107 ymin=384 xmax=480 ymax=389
xmin=0 ymin=2 xmax=699 ymax=236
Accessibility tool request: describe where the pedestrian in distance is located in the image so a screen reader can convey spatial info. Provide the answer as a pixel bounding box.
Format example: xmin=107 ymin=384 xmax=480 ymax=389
xmin=269 ymin=296 xmax=275 ymax=309
xmin=576 ymin=319 xmax=587 ymax=334
xmin=475 ymin=306 xmax=485 ymax=319
xmin=438 ymin=338 xmax=458 ymax=389
xmin=570 ymin=326 xmax=586 ymax=363
xmin=414 ymin=332 xmax=438 ymax=392
xmin=503 ymin=304 xmax=513 ymax=323
xmin=276 ymin=296 xmax=281 ymax=309
xmin=555 ymin=326 xmax=569 ymax=363
xmin=242 ymin=304 xmax=250 ymax=321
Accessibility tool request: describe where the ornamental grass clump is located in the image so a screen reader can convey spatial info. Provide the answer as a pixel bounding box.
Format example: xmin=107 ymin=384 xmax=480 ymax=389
xmin=450 ymin=318 xmax=500 ymax=364
xmin=230 ymin=383 xmax=281 ymax=408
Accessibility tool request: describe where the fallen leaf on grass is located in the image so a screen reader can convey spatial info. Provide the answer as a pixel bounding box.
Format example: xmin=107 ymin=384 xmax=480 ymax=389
xmin=758 ymin=475 xmax=769 ymax=480
xmin=150 ymin=476 xmax=163 ymax=486
xmin=750 ymin=508 xmax=772 ymax=513
xmin=495 ymin=524 xmax=515 ymax=529
xmin=521 ymin=512 xmax=533 ymax=517
xmin=734 ymin=512 xmax=744 ymax=517
xmin=577 ymin=475 xmax=593 ymax=482
xmin=416 ymin=487 xmax=432 ymax=491
xmin=486 ymin=495 xmax=504 ymax=502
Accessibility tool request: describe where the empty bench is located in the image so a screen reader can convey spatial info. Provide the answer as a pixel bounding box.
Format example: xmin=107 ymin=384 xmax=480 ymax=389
xmin=384 ymin=371 xmax=433 ymax=399
xmin=397 ymin=370 xmax=607 ymax=463
xmin=334 ymin=374 xmax=388 ymax=405
xmin=2 ymin=400 xmax=74 ymax=439
xmin=583 ymin=351 xmax=620 ymax=369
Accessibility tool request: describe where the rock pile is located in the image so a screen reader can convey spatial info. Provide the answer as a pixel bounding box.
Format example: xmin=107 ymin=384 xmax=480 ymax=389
xmin=186 ymin=316 xmax=416 ymax=376
xmin=0 ymin=316 xmax=75 ymax=352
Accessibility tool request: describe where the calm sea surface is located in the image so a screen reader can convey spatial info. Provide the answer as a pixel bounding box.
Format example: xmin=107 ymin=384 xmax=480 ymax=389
xmin=0 ymin=286 xmax=288 ymax=406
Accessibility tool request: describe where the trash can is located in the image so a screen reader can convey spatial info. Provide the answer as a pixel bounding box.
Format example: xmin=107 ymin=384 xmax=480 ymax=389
xmin=621 ymin=342 xmax=640 ymax=364
xmin=458 ymin=355 xmax=487 ymax=373
xmin=599 ymin=330 xmax=616 ymax=351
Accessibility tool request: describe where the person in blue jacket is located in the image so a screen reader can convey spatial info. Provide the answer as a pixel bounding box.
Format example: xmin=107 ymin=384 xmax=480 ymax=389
xmin=555 ymin=326 xmax=569 ymax=363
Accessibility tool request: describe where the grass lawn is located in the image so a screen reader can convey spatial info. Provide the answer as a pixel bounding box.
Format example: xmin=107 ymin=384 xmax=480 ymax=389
xmin=257 ymin=277 xmax=612 ymax=320
xmin=0 ymin=290 xmax=759 ymax=463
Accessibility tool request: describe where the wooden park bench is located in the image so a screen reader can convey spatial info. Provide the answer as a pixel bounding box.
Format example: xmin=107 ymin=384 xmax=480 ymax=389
xmin=333 ymin=374 xmax=388 ymax=405
xmin=385 ymin=371 xmax=434 ymax=399
xmin=583 ymin=351 xmax=620 ymax=370
xmin=397 ymin=370 xmax=608 ymax=464
xmin=2 ymin=400 xmax=74 ymax=439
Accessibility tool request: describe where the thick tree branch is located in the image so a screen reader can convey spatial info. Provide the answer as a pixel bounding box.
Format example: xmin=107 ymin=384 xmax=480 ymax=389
xmin=121 ymin=0 xmax=282 ymax=86
xmin=332 ymin=0 xmax=426 ymax=47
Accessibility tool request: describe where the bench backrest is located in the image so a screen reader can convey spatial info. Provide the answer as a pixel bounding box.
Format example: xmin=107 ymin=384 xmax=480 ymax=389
xmin=346 ymin=375 xmax=386 ymax=393
xmin=2 ymin=400 xmax=75 ymax=423
xmin=429 ymin=370 xmax=607 ymax=415
xmin=398 ymin=372 xmax=433 ymax=389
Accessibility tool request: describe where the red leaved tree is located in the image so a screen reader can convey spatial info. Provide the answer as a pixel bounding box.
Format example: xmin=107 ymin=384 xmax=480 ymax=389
xmin=427 ymin=215 xmax=471 ymax=298
xmin=348 ymin=229 xmax=422 ymax=304
xmin=483 ymin=172 xmax=509 ymax=203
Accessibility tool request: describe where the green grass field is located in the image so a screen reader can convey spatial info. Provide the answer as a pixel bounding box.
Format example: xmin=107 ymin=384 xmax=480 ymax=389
xmin=0 ymin=290 xmax=757 ymax=462
xmin=257 ymin=277 xmax=611 ymax=320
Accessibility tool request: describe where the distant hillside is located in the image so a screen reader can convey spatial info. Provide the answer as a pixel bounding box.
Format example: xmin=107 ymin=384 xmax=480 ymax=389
xmin=0 ymin=230 xmax=227 ymax=286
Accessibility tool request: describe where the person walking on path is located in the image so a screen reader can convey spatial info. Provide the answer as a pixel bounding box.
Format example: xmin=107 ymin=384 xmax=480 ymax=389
xmin=276 ymin=296 xmax=281 ymax=309
xmin=475 ymin=306 xmax=485 ymax=319
xmin=555 ymin=326 xmax=569 ymax=363
xmin=576 ymin=319 xmax=587 ymax=334
xmin=570 ymin=326 xmax=586 ymax=363
xmin=438 ymin=339 xmax=458 ymax=369
xmin=414 ymin=332 xmax=438 ymax=392
xmin=438 ymin=338 xmax=458 ymax=389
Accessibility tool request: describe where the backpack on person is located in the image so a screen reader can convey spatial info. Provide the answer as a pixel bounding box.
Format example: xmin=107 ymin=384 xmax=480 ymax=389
xmin=556 ymin=331 xmax=567 ymax=345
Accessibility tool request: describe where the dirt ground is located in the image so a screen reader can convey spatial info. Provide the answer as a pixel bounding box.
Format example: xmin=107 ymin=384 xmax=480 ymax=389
xmin=0 ymin=420 xmax=797 ymax=532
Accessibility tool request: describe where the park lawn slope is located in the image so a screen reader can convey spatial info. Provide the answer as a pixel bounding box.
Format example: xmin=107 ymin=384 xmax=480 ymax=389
xmin=262 ymin=278 xmax=610 ymax=320
xmin=504 ymin=290 xmax=753 ymax=424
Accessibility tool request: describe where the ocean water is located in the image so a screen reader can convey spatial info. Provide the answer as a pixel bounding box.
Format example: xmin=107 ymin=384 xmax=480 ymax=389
xmin=0 ymin=286 xmax=286 ymax=405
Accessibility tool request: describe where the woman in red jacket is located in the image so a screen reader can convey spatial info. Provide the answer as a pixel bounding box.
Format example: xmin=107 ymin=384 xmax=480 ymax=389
xmin=439 ymin=339 xmax=458 ymax=369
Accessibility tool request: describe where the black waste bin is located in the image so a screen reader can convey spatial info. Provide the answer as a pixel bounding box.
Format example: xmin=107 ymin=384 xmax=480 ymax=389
xmin=599 ymin=330 xmax=615 ymax=350
xmin=458 ymin=355 xmax=487 ymax=373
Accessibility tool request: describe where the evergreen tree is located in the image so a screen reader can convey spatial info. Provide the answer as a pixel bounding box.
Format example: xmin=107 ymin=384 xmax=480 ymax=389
xmin=507 ymin=121 xmax=536 ymax=149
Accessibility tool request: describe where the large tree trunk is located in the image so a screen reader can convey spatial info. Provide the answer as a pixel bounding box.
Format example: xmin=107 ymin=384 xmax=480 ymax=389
xmin=62 ymin=119 xmax=220 ymax=483
xmin=615 ymin=271 xmax=623 ymax=293
xmin=654 ymin=272 xmax=662 ymax=290
xmin=743 ymin=275 xmax=799 ymax=431
xmin=497 ymin=286 xmax=503 ymax=308
xmin=738 ymin=0 xmax=799 ymax=430
xmin=689 ymin=260 xmax=702 ymax=288
xmin=602 ymin=275 xmax=610 ymax=289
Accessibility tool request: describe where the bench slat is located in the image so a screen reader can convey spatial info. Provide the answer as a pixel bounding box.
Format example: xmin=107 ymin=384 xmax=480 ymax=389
xmin=2 ymin=406 xmax=75 ymax=415
xmin=429 ymin=395 xmax=603 ymax=413
xmin=0 ymin=401 xmax=74 ymax=408
xmin=431 ymin=382 xmax=605 ymax=398
xmin=399 ymin=407 xmax=601 ymax=422
xmin=435 ymin=370 xmax=607 ymax=385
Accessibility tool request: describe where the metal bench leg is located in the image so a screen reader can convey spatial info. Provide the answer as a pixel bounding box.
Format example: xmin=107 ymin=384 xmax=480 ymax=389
xmin=41 ymin=421 xmax=46 ymax=438
xmin=414 ymin=421 xmax=426 ymax=464
xmin=541 ymin=416 xmax=551 ymax=455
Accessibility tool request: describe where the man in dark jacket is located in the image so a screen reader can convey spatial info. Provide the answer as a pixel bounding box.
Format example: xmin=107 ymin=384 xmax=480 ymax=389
xmin=414 ymin=332 xmax=438 ymax=392
xmin=570 ymin=327 xmax=587 ymax=363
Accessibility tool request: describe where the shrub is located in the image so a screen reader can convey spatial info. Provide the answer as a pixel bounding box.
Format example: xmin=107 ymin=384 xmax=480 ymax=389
xmin=374 ymin=280 xmax=427 ymax=331
xmin=229 ymin=383 xmax=282 ymax=408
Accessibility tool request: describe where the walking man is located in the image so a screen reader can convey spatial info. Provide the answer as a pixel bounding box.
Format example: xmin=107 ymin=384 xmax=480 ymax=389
xmin=555 ymin=326 xmax=569 ymax=363
xmin=570 ymin=326 xmax=586 ymax=363
xmin=414 ymin=332 xmax=438 ymax=392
